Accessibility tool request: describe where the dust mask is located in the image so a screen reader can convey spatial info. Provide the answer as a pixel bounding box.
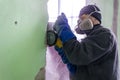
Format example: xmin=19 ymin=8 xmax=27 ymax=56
xmin=78 ymin=18 xmax=93 ymax=30
xmin=75 ymin=5 xmax=101 ymax=34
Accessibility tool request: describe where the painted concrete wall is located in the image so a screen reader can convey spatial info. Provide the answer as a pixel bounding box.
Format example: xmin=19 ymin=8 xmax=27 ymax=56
xmin=118 ymin=1 xmax=120 ymax=53
xmin=0 ymin=0 xmax=48 ymax=80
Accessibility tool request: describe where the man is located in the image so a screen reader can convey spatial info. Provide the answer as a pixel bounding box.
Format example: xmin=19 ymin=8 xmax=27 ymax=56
xmin=53 ymin=5 xmax=119 ymax=80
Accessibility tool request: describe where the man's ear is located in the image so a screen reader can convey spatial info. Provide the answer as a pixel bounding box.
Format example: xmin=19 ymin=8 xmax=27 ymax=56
xmin=89 ymin=16 xmax=94 ymax=24
xmin=91 ymin=16 xmax=100 ymax=25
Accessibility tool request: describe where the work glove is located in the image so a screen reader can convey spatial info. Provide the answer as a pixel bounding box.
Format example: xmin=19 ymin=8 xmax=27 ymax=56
xmin=67 ymin=63 xmax=76 ymax=75
xmin=54 ymin=13 xmax=77 ymax=74
xmin=53 ymin=13 xmax=76 ymax=43
xmin=53 ymin=13 xmax=68 ymax=34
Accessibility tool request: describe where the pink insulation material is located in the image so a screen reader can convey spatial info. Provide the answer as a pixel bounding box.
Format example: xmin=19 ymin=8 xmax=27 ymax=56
xmin=45 ymin=46 xmax=70 ymax=80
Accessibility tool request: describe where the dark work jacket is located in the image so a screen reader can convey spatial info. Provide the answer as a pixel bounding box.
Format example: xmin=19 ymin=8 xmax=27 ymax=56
xmin=63 ymin=25 xmax=119 ymax=80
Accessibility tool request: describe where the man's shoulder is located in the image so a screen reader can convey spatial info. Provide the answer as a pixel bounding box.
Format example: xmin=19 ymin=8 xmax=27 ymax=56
xmin=92 ymin=25 xmax=112 ymax=35
xmin=88 ymin=25 xmax=115 ymax=41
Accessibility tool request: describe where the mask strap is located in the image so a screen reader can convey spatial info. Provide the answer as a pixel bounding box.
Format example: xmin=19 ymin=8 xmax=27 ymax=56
xmin=88 ymin=5 xmax=101 ymax=17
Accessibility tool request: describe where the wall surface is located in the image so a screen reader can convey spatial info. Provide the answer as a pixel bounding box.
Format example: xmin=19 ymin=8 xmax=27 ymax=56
xmin=118 ymin=0 xmax=120 ymax=53
xmin=0 ymin=0 xmax=48 ymax=80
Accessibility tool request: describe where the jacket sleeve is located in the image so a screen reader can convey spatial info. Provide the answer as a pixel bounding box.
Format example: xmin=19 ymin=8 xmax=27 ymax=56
xmin=63 ymin=31 xmax=115 ymax=66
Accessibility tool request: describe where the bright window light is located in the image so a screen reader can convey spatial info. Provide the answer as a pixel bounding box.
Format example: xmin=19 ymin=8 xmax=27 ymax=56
xmin=47 ymin=0 xmax=86 ymax=39
xmin=47 ymin=0 xmax=58 ymax=22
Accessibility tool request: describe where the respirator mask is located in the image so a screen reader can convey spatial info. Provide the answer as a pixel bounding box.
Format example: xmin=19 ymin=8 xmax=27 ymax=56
xmin=75 ymin=6 xmax=101 ymax=34
xmin=75 ymin=15 xmax=93 ymax=34
xmin=78 ymin=17 xmax=93 ymax=30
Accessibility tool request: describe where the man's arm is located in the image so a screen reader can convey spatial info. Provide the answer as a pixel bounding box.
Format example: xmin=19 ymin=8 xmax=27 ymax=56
xmin=63 ymin=32 xmax=114 ymax=66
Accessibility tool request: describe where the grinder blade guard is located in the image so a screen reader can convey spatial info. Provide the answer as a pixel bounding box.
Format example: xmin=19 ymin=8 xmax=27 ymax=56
xmin=46 ymin=22 xmax=58 ymax=46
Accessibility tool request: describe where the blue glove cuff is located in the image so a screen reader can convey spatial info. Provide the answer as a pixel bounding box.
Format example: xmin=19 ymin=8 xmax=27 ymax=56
xmin=59 ymin=26 xmax=76 ymax=43
xmin=67 ymin=63 xmax=76 ymax=74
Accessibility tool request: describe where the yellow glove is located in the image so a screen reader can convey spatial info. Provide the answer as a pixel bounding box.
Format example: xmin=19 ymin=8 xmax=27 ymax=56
xmin=55 ymin=38 xmax=63 ymax=48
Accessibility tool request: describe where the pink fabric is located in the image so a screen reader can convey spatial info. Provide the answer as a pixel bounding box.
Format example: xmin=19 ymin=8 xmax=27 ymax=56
xmin=45 ymin=46 xmax=69 ymax=80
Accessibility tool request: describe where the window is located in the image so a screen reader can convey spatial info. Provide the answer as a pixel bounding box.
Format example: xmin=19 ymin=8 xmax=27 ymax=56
xmin=47 ymin=0 xmax=86 ymax=39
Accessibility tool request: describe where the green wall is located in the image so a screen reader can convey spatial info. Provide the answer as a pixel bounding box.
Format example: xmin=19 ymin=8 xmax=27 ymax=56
xmin=118 ymin=1 xmax=120 ymax=53
xmin=0 ymin=0 xmax=48 ymax=80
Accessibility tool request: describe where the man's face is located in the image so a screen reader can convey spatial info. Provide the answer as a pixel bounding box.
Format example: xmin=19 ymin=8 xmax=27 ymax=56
xmin=79 ymin=14 xmax=89 ymax=21
xmin=77 ymin=14 xmax=90 ymax=25
xmin=78 ymin=14 xmax=94 ymax=25
xmin=75 ymin=14 xmax=93 ymax=34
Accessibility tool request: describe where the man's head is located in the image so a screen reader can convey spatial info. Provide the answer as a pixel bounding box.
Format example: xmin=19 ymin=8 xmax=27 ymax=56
xmin=75 ymin=5 xmax=102 ymax=34
xmin=79 ymin=5 xmax=101 ymax=25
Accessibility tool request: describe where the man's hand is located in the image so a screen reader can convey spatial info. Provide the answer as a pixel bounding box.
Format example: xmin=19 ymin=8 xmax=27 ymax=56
xmin=53 ymin=13 xmax=69 ymax=34
xmin=53 ymin=13 xmax=76 ymax=43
